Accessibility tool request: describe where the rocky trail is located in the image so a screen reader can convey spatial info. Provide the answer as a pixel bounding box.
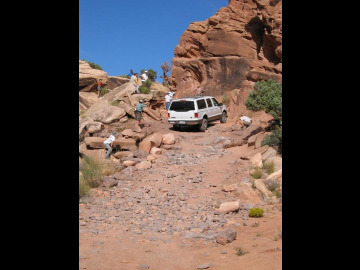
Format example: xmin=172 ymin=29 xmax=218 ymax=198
xmin=79 ymin=120 xmax=282 ymax=270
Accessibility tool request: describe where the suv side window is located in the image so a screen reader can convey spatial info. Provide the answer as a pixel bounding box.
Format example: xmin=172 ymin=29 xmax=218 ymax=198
xmin=197 ymin=99 xmax=207 ymax=110
xmin=211 ymin=98 xmax=220 ymax=106
xmin=206 ymin=98 xmax=213 ymax=107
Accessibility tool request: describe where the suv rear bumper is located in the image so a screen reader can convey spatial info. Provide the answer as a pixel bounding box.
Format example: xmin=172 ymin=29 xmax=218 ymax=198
xmin=168 ymin=119 xmax=202 ymax=126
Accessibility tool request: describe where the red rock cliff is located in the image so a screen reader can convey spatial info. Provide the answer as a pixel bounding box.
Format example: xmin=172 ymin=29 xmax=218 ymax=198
xmin=168 ymin=0 xmax=282 ymax=98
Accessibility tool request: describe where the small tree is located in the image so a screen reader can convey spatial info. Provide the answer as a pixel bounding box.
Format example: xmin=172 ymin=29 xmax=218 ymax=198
xmin=161 ymin=61 xmax=171 ymax=86
xmin=82 ymin=60 xmax=103 ymax=71
xmin=245 ymin=79 xmax=282 ymax=153
xmin=147 ymin=69 xmax=157 ymax=81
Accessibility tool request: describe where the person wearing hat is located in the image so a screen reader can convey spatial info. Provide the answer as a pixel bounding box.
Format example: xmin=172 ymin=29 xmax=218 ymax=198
xmin=140 ymin=70 xmax=148 ymax=84
xmin=134 ymin=99 xmax=147 ymax=126
xmin=131 ymin=72 xmax=139 ymax=94
xmin=103 ymin=131 xmax=119 ymax=159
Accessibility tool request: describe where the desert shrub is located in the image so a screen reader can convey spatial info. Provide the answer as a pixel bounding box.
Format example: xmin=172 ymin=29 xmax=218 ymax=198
xmin=110 ymin=100 xmax=120 ymax=106
xmin=139 ymin=86 xmax=150 ymax=94
xmin=143 ymin=79 xmax=152 ymax=88
xmin=273 ymin=189 xmax=282 ymax=198
xmin=80 ymin=156 xmax=104 ymax=188
xmin=235 ymin=246 xmax=248 ymax=256
xmin=251 ymin=167 xmax=263 ymax=179
xmin=221 ymin=94 xmax=230 ymax=105
xmin=100 ymin=87 xmax=107 ymax=97
xmin=264 ymin=178 xmax=280 ymax=192
xmin=79 ymin=174 xmax=90 ymax=199
xmin=261 ymin=126 xmax=282 ymax=153
xmin=263 ymin=160 xmax=275 ymax=174
xmin=249 ymin=207 xmax=264 ymax=218
xmin=83 ymin=60 xmax=103 ymax=71
xmin=144 ymin=69 xmax=157 ymax=81
xmin=245 ymin=79 xmax=282 ymax=121
xmin=246 ymin=79 xmax=282 ymax=153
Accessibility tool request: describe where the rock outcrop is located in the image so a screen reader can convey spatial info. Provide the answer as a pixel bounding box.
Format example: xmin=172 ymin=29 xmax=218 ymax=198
xmin=168 ymin=0 xmax=282 ymax=103
xmin=79 ymin=60 xmax=108 ymax=91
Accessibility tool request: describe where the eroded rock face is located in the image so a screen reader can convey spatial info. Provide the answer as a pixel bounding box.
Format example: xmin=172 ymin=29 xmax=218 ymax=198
xmin=168 ymin=0 xmax=282 ymax=99
xmin=79 ymin=60 xmax=108 ymax=91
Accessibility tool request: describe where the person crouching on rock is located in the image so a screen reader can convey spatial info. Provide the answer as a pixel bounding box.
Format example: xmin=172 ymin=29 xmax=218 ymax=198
xmin=103 ymin=131 xmax=119 ymax=159
xmin=135 ymin=99 xmax=147 ymax=126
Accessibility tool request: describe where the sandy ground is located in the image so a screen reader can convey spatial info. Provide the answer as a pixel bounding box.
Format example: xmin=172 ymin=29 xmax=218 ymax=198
xmin=79 ymin=118 xmax=282 ymax=270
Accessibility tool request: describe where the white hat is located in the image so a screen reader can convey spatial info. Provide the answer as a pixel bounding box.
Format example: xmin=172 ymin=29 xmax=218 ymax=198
xmin=145 ymin=70 xmax=147 ymax=72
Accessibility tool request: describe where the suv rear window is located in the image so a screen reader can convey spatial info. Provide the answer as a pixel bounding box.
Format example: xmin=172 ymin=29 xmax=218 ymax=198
xmin=169 ymin=101 xmax=195 ymax=111
xmin=196 ymin=99 xmax=207 ymax=110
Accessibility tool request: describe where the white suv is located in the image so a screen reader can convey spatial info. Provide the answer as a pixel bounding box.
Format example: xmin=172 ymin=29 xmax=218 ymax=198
xmin=167 ymin=96 xmax=227 ymax=131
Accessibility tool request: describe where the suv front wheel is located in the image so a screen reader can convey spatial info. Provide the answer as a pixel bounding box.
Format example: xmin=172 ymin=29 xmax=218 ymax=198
xmin=220 ymin=112 xmax=227 ymax=123
xmin=199 ymin=118 xmax=208 ymax=132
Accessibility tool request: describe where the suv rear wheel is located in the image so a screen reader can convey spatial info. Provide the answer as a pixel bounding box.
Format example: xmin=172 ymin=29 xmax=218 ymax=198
xmin=220 ymin=112 xmax=227 ymax=123
xmin=199 ymin=118 xmax=208 ymax=132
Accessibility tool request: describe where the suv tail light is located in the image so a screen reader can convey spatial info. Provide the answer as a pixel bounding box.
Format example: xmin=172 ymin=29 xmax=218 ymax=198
xmin=194 ymin=113 xmax=198 ymax=118
xmin=168 ymin=113 xmax=170 ymax=118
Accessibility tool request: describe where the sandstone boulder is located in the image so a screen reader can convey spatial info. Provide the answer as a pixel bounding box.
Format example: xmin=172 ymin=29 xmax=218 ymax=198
xmin=150 ymin=147 xmax=162 ymax=155
xmin=122 ymin=129 xmax=134 ymax=138
xmin=123 ymin=160 xmax=136 ymax=167
xmin=79 ymin=60 xmax=108 ymax=91
xmin=87 ymin=122 xmax=103 ymax=134
xmin=79 ymin=92 xmax=99 ymax=110
xmin=79 ymin=117 xmax=94 ymax=136
xmin=216 ymin=228 xmax=237 ymax=245
xmin=254 ymin=179 xmax=273 ymax=198
xmin=162 ymin=133 xmax=176 ymax=145
xmin=261 ymin=147 xmax=277 ymax=162
xmin=114 ymin=151 xmax=132 ymax=159
xmin=264 ymin=156 xmax=282 ymax=171
xmin=218 ymin=201 xmax=240 ymax=214
xmin=135 ymin=161 xmax=152 ymax=169
xmin=250 ymin=152 xmax=263 ymax=168
xmin=234 ymin=183 xmax=263 ymax=204
xmin=106 ymin=76 xmax=129 ymax=90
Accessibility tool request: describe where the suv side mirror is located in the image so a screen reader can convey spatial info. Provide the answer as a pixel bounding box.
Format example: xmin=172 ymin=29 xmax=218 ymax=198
xmin=218 ymin=103 xmax=223 ymax=106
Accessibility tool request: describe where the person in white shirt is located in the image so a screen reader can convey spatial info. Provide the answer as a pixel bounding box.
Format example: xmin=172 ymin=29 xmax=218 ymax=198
xmin=141 ymin=70 xmax=148 ymax=84
xmin=103 ymin=131 xmax=119 ymax=159
xmin=239 ymin=114 xmax=252 ymax=128
xmin=165 ymin=92 xmax=172 ymax=110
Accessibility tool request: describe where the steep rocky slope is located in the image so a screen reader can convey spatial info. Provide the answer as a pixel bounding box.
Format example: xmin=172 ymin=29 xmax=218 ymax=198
xmin=168 ymin=0 xmax=282 ymax=99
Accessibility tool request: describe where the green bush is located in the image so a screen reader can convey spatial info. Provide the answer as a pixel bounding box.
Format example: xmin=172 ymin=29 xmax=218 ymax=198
xmin=235 ymin=246 xmax=248 ymax=256
xmin=83 ymin=60 xmax=103 ymax=71
xmin=251 ymin=167 xmax=263 ymax=179
xmin=80 ymin=156 xmax=104 ymax=188
xmin=221 ymin=95 xmax=230 ymax=105
xmin=147 ymin=69 xmax=157 ymax=81
xmin=110 ymin=100 xmax=120 ymax=106
xmin=79 ymin=174 xmax=90 ymax=199
xmin=263 ymin=161 xmax=275 ymax=174
xmin=139 ymin=86 xmax=150 ymax=94
xmin=143 ymin=79 xmax=152 ymax=88
xmin=261 ymin=126 xmax=282 ymax=153
xmin=264 ymin=178 xmax=280 ymax=192
xmin=249 ymin=207 xmax=264 ymax=218
xmin=245 ymin=79 xmax=282 ymax=121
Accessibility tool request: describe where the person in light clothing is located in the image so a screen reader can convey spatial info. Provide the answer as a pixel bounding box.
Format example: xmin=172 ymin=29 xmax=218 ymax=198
xmin=103 ymin=131 xmax=119 ymax=159
xmin=131 ymin=72 xmax=139 ymax=94
xmin=165 ymin=92 xmax=172 ymax=110
xmin=134 ymin=99 xmax=147 ymax=125
xmin=240 ymin=114 xmax=252 ymax=128
xmin=141 ymin=70 xmax=148 ymax=84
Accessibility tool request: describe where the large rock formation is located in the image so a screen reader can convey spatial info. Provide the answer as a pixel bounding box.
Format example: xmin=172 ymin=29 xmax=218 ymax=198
xmin=79 ymin=60 xmax=108 ymax=91
xmin=168 ymin=0 xmax=282 ymax=99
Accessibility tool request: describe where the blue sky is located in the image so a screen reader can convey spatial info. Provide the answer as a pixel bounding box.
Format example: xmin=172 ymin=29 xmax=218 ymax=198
xmin=79 ymin=0 xmax=228 ymax=82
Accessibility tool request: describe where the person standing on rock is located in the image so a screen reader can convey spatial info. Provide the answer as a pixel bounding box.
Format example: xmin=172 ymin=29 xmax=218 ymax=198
xmin=103 ymin=131 xmax=119 ymax=159
xmin=165 ymin=92 xmax=172 ymax=110
xmin=128 ymin=69 xmax=134 ymax=79
xmin=140 ymin=70 xmax=148 ymax=85
xmin=131 ymin=72 xmax=139 ymax=94
xmin=134 ymin=99 xmax=147 ymax=126
xmin=97 ymin=79 xmax=102 ymax=98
